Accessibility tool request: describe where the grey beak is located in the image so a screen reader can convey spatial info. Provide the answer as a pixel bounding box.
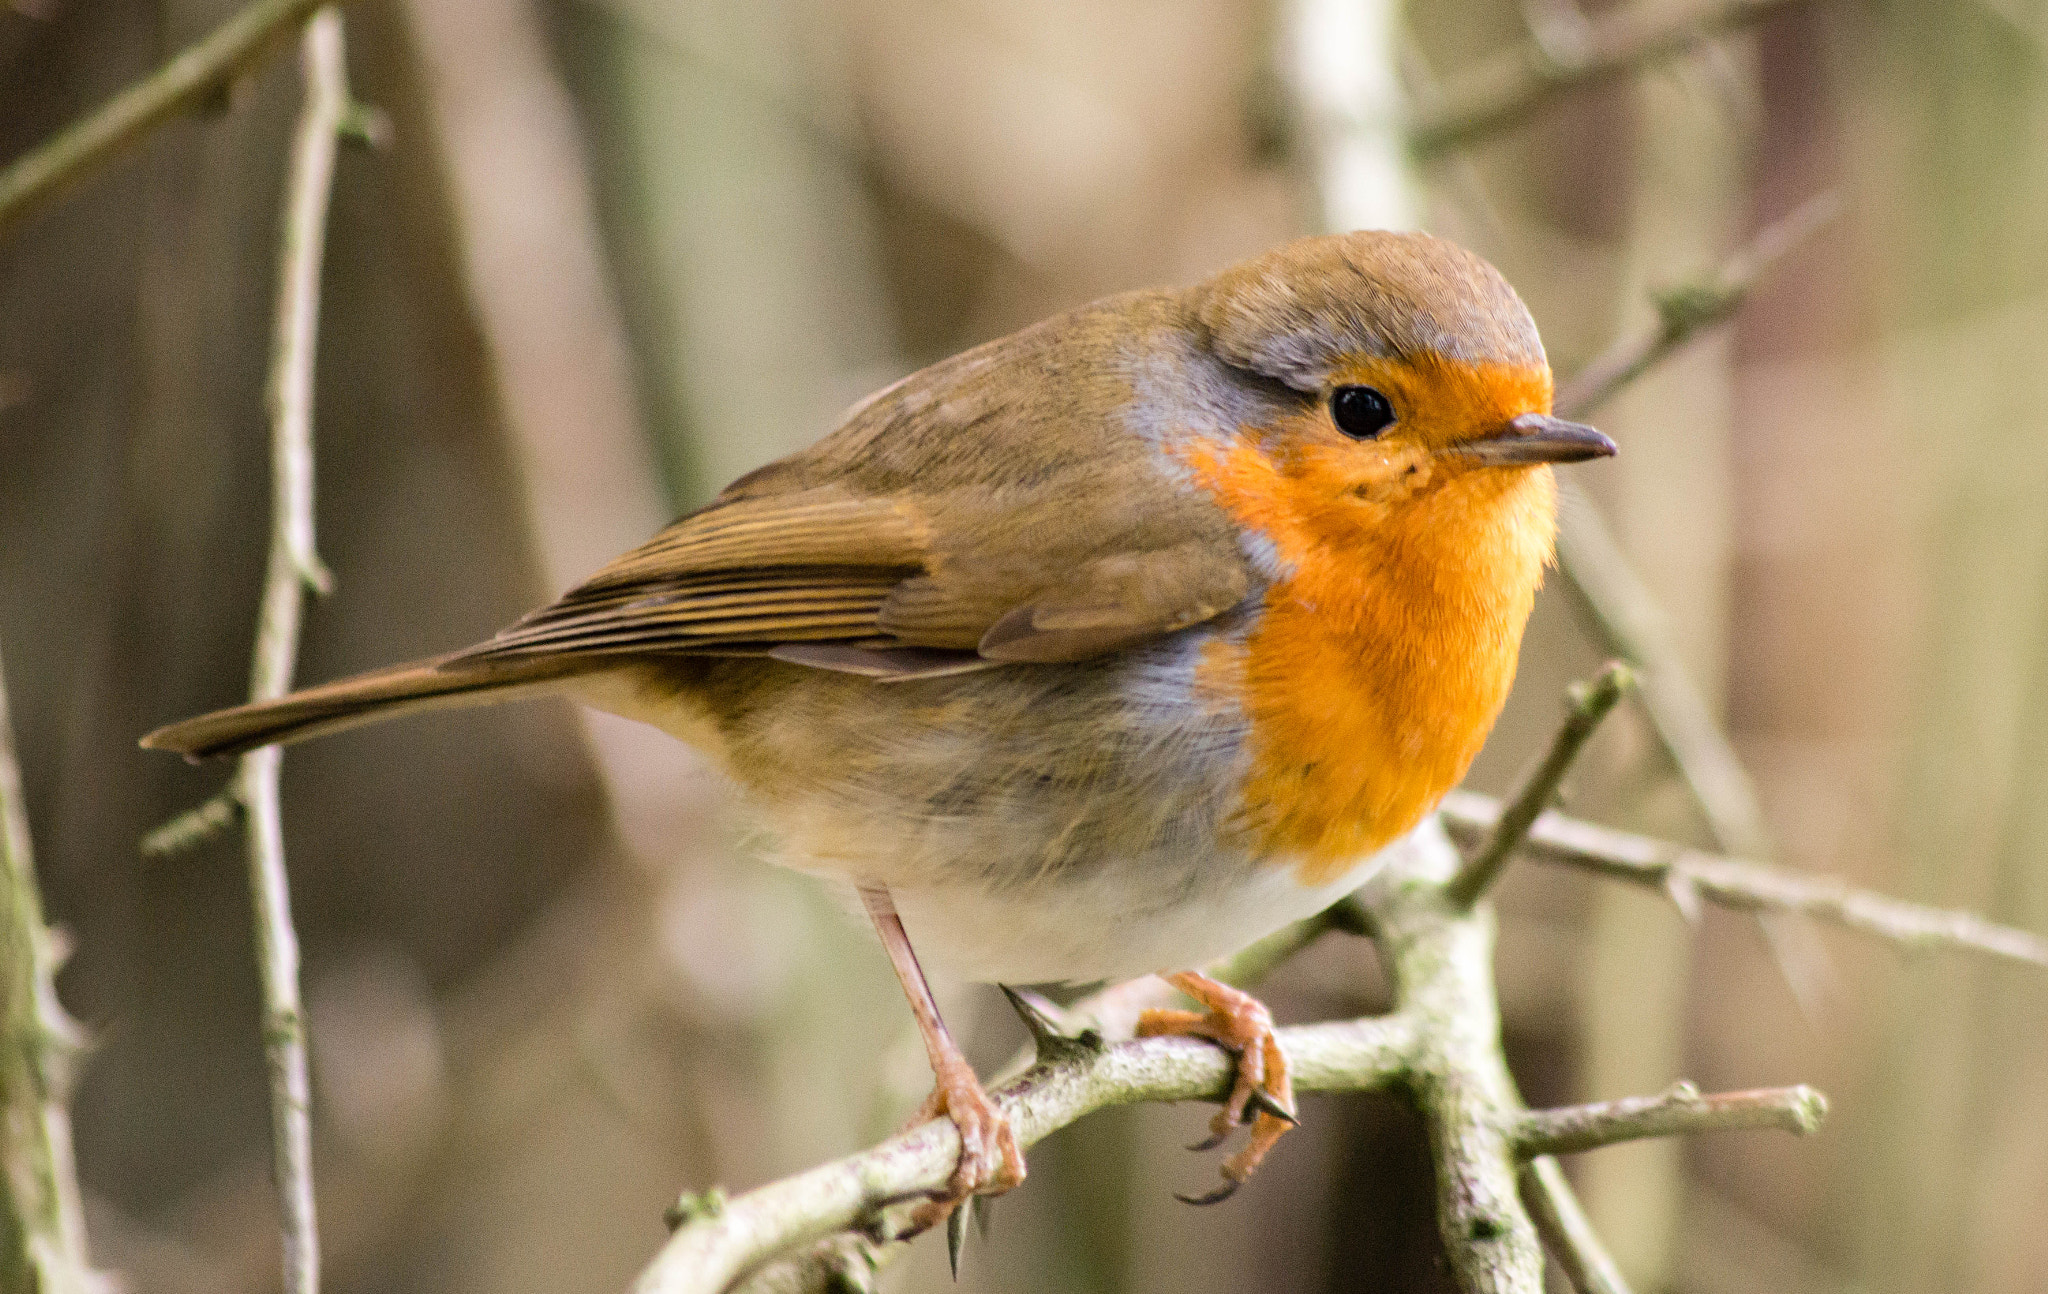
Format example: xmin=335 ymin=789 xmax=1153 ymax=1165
xmin=1451 ymin=413 xmax=1617 ymax=466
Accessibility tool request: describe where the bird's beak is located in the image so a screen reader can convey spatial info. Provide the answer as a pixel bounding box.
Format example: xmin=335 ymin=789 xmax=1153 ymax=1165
xmin=1450 ymin=413 xmax=1617 ymax=466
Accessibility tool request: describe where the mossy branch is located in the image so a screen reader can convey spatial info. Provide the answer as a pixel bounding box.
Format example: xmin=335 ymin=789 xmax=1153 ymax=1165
xmin=640 ymin=819 xmax=1844 ymax=1294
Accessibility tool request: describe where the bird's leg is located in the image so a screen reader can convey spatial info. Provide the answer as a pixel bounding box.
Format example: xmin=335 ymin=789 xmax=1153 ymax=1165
xmin=1136 ymin=970 xmax=1297 ymax=1204
xmin=859 ymin=885 xmax=1024 ymax=1233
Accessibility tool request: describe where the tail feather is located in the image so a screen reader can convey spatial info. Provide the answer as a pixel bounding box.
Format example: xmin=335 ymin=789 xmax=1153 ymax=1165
xmin=141 ymin=652 xmax=599 ymax=761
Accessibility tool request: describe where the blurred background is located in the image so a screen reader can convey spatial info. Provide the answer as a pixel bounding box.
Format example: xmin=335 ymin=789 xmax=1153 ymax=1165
xmin=3 ymin=0 xmax=2047 ymax=1290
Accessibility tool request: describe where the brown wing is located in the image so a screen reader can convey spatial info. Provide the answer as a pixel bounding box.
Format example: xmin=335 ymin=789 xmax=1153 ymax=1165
xmin=144 ymin=284 xmax=1278 ymax=758
xmin=462 ymin=290 xmax=1257 ymax=674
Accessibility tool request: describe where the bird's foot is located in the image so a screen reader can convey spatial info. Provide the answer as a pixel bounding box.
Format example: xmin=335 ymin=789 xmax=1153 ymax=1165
xmin=1136 ymin=970 xmax=1297 ymax=1205
xmin=902 ymin=1057 xmax=1025 ymax=1235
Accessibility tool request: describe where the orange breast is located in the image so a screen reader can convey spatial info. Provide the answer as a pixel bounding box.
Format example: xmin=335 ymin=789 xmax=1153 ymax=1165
xmin=1179 ymin=437 xmax=1558 ymax=884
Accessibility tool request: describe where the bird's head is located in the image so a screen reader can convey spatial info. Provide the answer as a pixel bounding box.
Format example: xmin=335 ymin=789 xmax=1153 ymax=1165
xmin=1189 ymin=229 xmax=1613 ymax=520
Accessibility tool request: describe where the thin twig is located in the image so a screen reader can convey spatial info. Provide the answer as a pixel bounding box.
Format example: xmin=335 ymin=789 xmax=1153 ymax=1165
xmin=0 ymin=653 xmax=99 ymax=1294
xmin=1513 ymin=1080 xmax=1826 ymax=1156
xmin=1519 ymin=1157 xmax=1633 ymax=1294
xmin=235 ymin=12 xmax=351 ymax=1292
xmin=0 ymin=0 xmax=338 ymax=237
xmin=140 ymin=787 xmax=244 ymax=859
xmin=1555 ymin=194 xmax=1841 ymax=420
xmin=1407 ymin=0 xmax=1798 ymax=158
xmin=1438 ymin=790 xmax=2048 ymax=967
xmin=1447 ymin=663 xmax=1632 ymax=908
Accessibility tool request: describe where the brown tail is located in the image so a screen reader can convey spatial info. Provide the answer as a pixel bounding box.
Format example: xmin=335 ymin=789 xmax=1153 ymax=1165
xmin=141 ymin=652 xmax=600 ymax=761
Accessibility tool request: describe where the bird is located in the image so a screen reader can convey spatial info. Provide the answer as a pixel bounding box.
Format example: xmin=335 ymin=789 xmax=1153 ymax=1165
xmin=143 ymin=228 xmax=1614 ymax=1223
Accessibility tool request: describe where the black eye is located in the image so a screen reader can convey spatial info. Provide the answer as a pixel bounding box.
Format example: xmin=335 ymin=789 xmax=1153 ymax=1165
xmin=1331 ymin=386 xmax=1396 ymax=439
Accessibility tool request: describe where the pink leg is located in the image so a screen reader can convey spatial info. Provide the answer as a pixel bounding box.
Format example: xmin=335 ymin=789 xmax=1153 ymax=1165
xmin=860 ymin=886 xmax=1025 ymax=1231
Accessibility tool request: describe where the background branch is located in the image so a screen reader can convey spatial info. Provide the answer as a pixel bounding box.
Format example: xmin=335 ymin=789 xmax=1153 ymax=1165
xmin=0 ymin=653 xmax=98 ymax=1294
xmin=0 ymin=0 xmax=338 ymax=236
xmin=1551 ymin=193 xmax=1841 ymax=862
xmin=229 ymin=12 xmax=350 ymax=1292
xmin=1438 ymin=790 xmax=2048 ymax=967
xmin=1408 ymin=0 xmax=1797 ymax=159
xmin=1520 ymin=1157 xmax=1632 ymax=1294
xmin=1555 ymin=193 xmax=1841 ymax=419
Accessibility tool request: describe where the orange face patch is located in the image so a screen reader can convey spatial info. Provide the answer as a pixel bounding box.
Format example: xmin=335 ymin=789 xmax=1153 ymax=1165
xmin=1175 ymin=359 xmax=1560 ymax=883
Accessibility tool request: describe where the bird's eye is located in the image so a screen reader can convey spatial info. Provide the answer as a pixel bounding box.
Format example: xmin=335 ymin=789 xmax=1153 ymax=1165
xmin=1331 ymin=386 xmax=1396 ymax=440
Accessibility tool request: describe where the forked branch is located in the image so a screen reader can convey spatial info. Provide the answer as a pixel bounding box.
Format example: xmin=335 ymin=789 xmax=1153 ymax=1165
xmin=0 ymin=0 xmax=340 ymax=236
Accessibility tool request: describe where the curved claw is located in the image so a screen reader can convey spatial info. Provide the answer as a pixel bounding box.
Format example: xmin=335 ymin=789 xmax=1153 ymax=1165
xmin=1175 ymin=1180 xmax=1242 ymax=1207
xmin=1139 ymin=971 xmax=1299 ymax=1202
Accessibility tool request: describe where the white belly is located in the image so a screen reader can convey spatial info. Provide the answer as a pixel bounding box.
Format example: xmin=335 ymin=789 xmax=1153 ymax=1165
xmin=888 ymin=848 xmax=1387 ymax=985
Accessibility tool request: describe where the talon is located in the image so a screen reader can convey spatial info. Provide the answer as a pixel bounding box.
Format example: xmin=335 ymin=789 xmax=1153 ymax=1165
xmin=1143 ymin=971 xmax=1298 ymax=1197
xmin=1175 ymin=1179 xmax=1242 ymax=1207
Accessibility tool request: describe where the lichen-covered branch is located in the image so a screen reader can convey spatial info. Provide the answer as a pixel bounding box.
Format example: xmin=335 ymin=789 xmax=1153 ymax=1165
xmin=635 ymin=1014 xmax=1421 ymax=1294
xmin=0 ymin=0 xmax=340 ymax=236
xmin=1438 ymin=790 xmax=2048 ymax=967
xmin=0 ymin=654 xmax=99 ymax=1294
xmin=1407 ymin=0 xmax=1798 ymax=159
xmin=628 ymin=663 xmax=2048 ymax=1294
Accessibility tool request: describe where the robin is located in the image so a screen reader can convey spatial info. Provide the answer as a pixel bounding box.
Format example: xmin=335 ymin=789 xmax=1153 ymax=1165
xmin=144 ymin=229 xmax=1613 ymax=1221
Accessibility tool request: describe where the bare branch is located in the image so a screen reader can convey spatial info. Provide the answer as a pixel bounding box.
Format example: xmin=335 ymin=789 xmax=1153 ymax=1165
xmin=0 ymin=0 xmax=338 ymax=237
xmin=1408 ymin=0 xmax=1798 ymax=159
xmin=1514 ymin=1081 xmax=1826 ymax=1157
xmin=1438 ymin=790 xmax=2048 ymax=968
xmin=1447 ymin=663 xmax=1632 ymax=908
xmin=1519 ymin=1157 xmax=1633 ymax=1294
xmin=0 ymin=653 xmax=100 ymax=1294
xmin=635 ymin=1016 xmax=1420 ymax=1294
